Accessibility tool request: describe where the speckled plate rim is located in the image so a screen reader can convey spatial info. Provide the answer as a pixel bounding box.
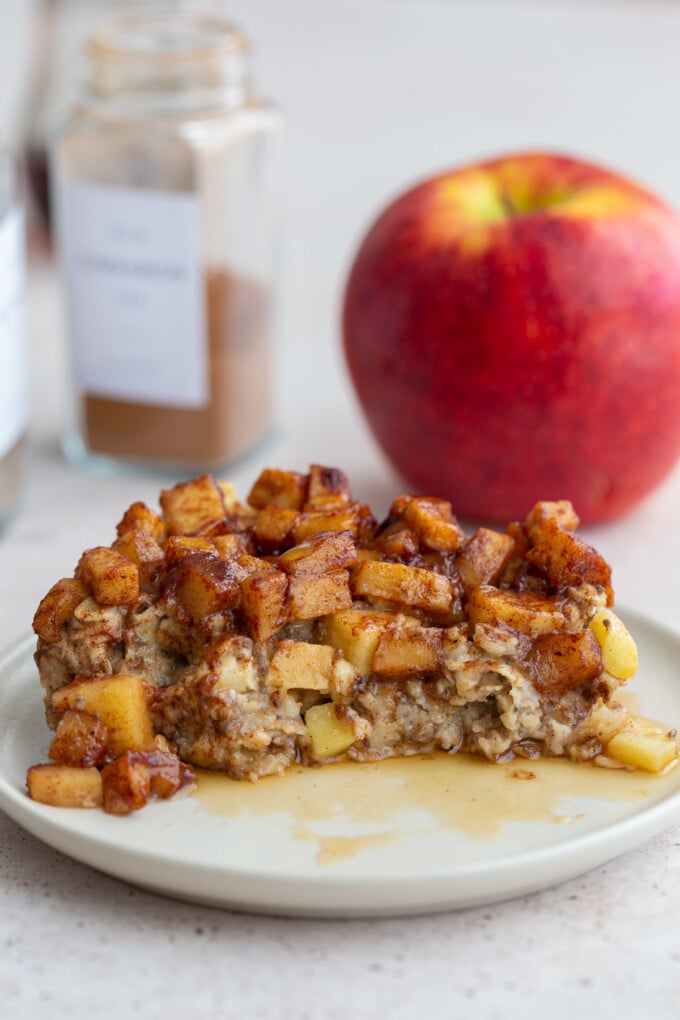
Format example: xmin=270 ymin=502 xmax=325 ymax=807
xmin=1 ymin=608 xmax=680 ymax=918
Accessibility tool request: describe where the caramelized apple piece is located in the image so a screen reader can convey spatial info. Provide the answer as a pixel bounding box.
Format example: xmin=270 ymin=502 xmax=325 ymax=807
xmin=402 ymin=497 xmax=464 ymax=553
xmin=101 ymin=752 xmax=151 ymax=815
xmin=466 ymin=585 xmax=566 ymax=635
xmin=143 ymin=748 xmax=195 ymax=798
xmin=304 ymin=464 xmax=352 ymax=510
xmin=32 ymin=577 xmax=88 ymax=643
xmin=293 ymin=504 xmax=375 ymax=543
xmin=113 ymin=528 xmax=164 ymax=589
xmin=521 ymin=630 xmax=603 ymax=700
xmin=525 ymin=500 xmax=579 ymax=534
xmin=116 ymin=501 xmax=166 ymax=542
xmin=163 ymin=535 xmax=217 ymax=567
xmin=266 ymin=640 xmax=335 ymax=691
xmin=51 ymin=673 xmax=155 ymax=755
xmin=324 ymin=608 xmax=396 ymax=675
xmin=247 ymin=467 xmax=307 ymax=510
xmin=240 ymin=570 xmax=288 ymax=641
xmin=253 ymin=505 xmax=300 ymax=552
xmin=526 ymin=514 xmax=613 ymax=603
xmin=212 ymin=533 xmax=253 ymax=559
xmin=287 ymin=570 xmax=352 ymax=621
xmin=49 ymin=709 xmax=108 ymax=768
xmin=169 ymin=551 xmax=240 ymax=622
xmin=373 ymin=627 xmax=443 ymax=679
xmin=236 ymin=553 xmax=276 ymax=577
xmin=351 ymin=559 xmax=454 ymax=614
xmin=76 ymin=546 xmax=140 ymax=605
xmin=456 ymin=528 xmax=516 ymax=595
xmin=369 ymin=524 xmax=420 ymax=561
xmin=278 ymin=530 xmax=357 ymax=575
xmin=160 ymin=474 xmax=226 ymax=535
xmin=27 ymin=764 xmax=103 ymax=809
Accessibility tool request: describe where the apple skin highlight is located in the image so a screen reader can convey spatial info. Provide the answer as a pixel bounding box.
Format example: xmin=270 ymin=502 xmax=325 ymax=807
xmin=343 ymin=152 xmax=680 ymax=523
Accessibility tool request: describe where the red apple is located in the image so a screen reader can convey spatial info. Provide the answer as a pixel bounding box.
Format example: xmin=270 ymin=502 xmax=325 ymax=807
xmin=342 ymin=152 xmax=680 ymax=523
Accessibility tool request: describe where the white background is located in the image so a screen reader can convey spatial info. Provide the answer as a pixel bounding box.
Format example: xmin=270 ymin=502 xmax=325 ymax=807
xmin=2 ymin=2 xmax=680 ymax=1018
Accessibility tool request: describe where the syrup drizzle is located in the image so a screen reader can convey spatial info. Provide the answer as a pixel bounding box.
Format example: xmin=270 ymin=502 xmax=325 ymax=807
xmin=195 ymin=751 xmax=673 ymax=865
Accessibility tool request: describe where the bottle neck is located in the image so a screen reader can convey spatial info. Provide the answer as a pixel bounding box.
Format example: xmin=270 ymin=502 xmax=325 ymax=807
xmin=81 ymin=12 xmax=251 ymax=118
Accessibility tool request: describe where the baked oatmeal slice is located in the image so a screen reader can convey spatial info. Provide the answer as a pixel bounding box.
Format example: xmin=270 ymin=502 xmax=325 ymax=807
xmin=30 ymin=465 xmax=678 ymax=812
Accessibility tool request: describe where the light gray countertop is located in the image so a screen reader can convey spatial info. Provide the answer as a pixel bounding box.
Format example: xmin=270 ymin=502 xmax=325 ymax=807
xmin=2 ymin=2 xmax=680 ymax=1017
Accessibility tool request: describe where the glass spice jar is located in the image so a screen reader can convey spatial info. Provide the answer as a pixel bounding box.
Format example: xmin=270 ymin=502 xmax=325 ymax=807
xmin=0 ymin=152 xmax=28 ymax=533
xmin=52 ymin=10 xmax=281 ymax=472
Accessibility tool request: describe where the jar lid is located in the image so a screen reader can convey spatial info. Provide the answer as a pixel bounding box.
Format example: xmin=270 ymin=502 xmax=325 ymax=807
xmin=83 ymin=11 xmax=251 ymax=113
xmin=86 ymin=12 xmax=248 ymax=65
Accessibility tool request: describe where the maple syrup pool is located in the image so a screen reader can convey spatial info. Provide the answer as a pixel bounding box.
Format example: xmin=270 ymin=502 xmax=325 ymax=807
xmin=194 ymin=752 xmax=674 ymax=865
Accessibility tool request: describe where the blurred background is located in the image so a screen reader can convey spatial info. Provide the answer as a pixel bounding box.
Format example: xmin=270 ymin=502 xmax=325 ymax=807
xmin=4 ymin=0 xmax=680 ymax=638
xmin=6 ymin=0 xmax=680 ymax=468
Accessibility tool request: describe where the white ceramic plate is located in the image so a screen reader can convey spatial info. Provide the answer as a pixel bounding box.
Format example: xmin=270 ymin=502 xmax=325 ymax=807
xmin=1 ymin=608 xmax=680 ymax=918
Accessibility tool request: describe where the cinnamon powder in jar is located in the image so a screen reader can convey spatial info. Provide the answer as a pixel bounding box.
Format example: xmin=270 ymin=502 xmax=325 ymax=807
xmin=53 ymin=12 xmax=281 ymax=473
xmin=81 ymin=269 xmax=274 ymax=468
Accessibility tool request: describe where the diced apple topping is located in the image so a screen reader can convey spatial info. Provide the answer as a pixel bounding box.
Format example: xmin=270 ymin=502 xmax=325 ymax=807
xmin=240 ymin=570 xmax=288 ymax=641
xmin=305 ymin=464 xmax=352 ymax=510
xmin=287 ymin=570 xmax=352 ymax=621
xmin=49 ymin=709 xmax=108 ymax=767
xmin=588 ymin=608 xmax=639 ymax=679
xmin=160 ymin=474 xmax=226 ymax=535
xmin=402 ymin=496 xmax=464 ymax=553
xmin=324 ymin=608 xmax=395 ymax=675
xmin=33 ymin=577 xmax=89 ymax=643
xmin=351 ymin=559 xmax=454 ymax=614
xmin=51 ymin=673 xmax=155 ymax=755
xmin=373 ymin=626 xmax=443 ymax=679
xmin=278 ymin=530 xmax=357 ymax=575
xmin=27 ymin=764 xmax=104 ymax=809
xmin=606 ymin=716 xmax=678 ymax=773
xmin=253 ymin=505 xmax=299 ymax=552
xmin=76 ymin=546 xmax=140 ymax=606
xmin=247 ymin=467 xmax=307 ymax=510
xmin=466 ymin=586 xmax=566 ymax=635
xmin=266 ymin=640 xmax=335 ymax=691
xmin=521 ymin=630 xmax=603 ymax=700
xmin=112 ymin=528 xmax=164 ymax=590
xmin=525 ymin=509 xmax=613 ymax=603
xmin=305 ymin=702 xmax=356 ymax=759
xmin=169 ymin=552 xmax=241 ymax=622
xmin=455 ymin=528 xmax=515 ymax=595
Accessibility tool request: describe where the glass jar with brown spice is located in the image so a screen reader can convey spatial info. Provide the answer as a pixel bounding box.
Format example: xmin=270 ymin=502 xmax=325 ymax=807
xmin=0 ymin=151 xmax=28 ymax=533
xmin=53 ymin=10 xmax=281 ymax=472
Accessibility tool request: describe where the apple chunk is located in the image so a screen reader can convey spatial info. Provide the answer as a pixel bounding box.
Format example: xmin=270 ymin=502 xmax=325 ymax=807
xmin=305 ymin=703 xmax=356 ymax=759
xmin=77 ymin=546 xmax=139 ymax=605
xmin=51 ymin=674 xmax=155 ymax=755
xmin=266 ymin=640 xmax=335 ymax=692
xmin=606 ymin=717 xmax=678 ymax=773
xmin=588 ymin=608 xmax=638 ymax=679
xmin=33 ymin=577 xmax=88 ymax=643
xmin=351 ymin=560 xmax=454 ymax=614
xmin=27 ymin=764 xmax=103 ymax=808
xmin=324 ymin=608 xmax=394 ymax=675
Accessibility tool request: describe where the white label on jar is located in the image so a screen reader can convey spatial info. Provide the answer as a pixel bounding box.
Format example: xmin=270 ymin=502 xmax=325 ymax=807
xmin=0 ymin=206 xmax=28 ymax=459
xmin=60 ymin=182 xmax=207 ymax=407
